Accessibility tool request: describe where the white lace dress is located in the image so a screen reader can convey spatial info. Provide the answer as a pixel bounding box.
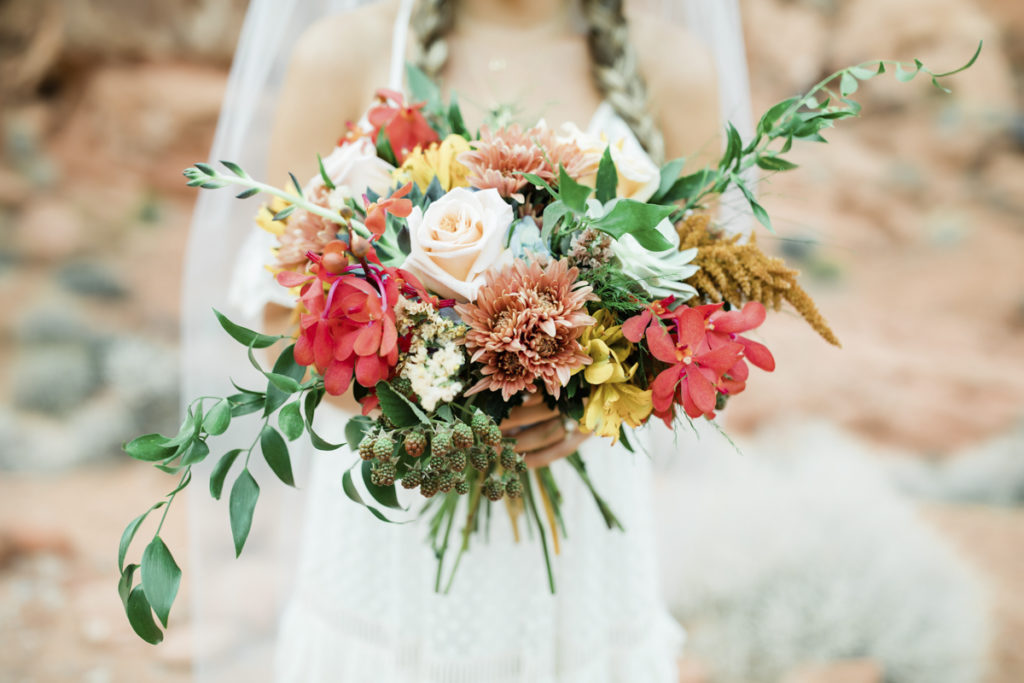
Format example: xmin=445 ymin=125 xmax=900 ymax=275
xmin=227 ymin=11 xmax=685 ymax=682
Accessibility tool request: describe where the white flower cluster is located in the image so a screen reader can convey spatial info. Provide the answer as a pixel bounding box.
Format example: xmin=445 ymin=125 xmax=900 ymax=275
xmin=395 ymin=296 xmax=467 ymax=412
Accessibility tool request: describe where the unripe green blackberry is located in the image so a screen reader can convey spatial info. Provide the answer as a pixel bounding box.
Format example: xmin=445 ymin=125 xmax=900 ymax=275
xmin=401 ymin=468 xmax=423 ymax=489
xmin=505 ymin=476 xmax=523 ymax=499
xmin=715 ymin=392 xmax=729 ymax=411
xmin=483 ymin=476 xmax=504 ymax=501
xmin=455 ymin=478 xmax=470 ymax=495
xmin=448 ymin=450 xmax=467 ymax=473
xmin=481 ymin=424 xmax=502 ymax=448
xmin=404 ymin=431 xmax=427 ymax=458
xmin=427 ymin=455 xmax=448 ymax=473
xmin=370 ymin=461 xmax=396 ymax=487
xmin=431 ymin=428 xmax=453 ymax=458
xmin=469 ymin=446 xmax=490 ymax=472
xmin=419 ymin=473 xmax=440 ymax=498
xmin=470 ymin=412 xmax=490 ymax=437
xmin=373 ymin=434 xmax=394 ymax=463
xmin=439 ymin=472 xmax=455 ymax=493
xmin=358 ymin=435 xmax=376 ymax=461
xmin=390 ymin=375 xmax=413 ymax=396
xmin=380 ymin=414 xmax=396 ymax=429
xmin=516 ymin=458 xmax=528 ymax=474
xmin=452 ymin=423 xmax=474 ymax=449
xmin=500 ymin=446 xmax=518 ymax=471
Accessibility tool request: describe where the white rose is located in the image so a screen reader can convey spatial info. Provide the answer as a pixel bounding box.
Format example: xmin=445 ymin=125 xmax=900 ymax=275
xmin=609 ymin=213 xmax=700 ymax=301
xmin=304 ymin=136 xmax=395 ymax=202
xmin=559 ymin=123 xmax=660 ymax=202
xmin=401 ymin=187 xmax=513 ymax=301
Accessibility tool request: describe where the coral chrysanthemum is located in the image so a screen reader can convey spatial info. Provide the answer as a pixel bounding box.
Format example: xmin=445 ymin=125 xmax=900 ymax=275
xmin=455 ymin=259 xmax=596 ymax=400
xmin=458 ymin=125 xmax=550 ymax=202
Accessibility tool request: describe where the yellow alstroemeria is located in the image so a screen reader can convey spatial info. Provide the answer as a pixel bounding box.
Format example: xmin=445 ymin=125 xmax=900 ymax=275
xmin=576 ymin=310 xmax=653 ymax=442
xmin=394 ymin=134 xmax=472 ymax=192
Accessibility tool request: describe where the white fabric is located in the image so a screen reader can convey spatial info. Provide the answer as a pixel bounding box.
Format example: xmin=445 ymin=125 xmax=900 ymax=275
xmin=184 ymin=1 xmax=754 ymax=681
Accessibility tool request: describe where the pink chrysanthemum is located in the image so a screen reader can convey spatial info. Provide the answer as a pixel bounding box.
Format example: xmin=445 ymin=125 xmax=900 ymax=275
xmin=458 ymin=125 xmax=550 ymax=201
xmin=532 ymin=127 xmax=601 ymax=184
xmin=455 ymin=259 xmax=597 ymax=400
xmin=275 ymin=185 xmax=337 ymax=267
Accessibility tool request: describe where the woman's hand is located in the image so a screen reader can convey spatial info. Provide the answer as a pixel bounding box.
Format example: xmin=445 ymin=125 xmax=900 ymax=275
xmin=500 ymin=394 xmax=589 ymax=469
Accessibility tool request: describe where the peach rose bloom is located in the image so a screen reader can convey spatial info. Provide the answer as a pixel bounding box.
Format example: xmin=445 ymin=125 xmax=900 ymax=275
xmin=401 ymin=188 xmax=512 ymax=301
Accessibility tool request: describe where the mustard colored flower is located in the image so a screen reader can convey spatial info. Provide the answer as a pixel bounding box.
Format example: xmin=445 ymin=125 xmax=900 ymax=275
xmin=576 ymin=309 xmax=652 ymax=441
xmin=394 ymin=134 xmax=472 ymax=191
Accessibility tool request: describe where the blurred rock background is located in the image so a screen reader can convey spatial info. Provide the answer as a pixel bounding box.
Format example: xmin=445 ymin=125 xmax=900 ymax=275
xmin=0 ymin=0 xmax=1020 ymax=681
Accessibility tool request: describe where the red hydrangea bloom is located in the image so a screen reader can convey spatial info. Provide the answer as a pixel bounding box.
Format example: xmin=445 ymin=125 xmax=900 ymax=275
xmin=367 ymin=89 xmax=439 ymax=165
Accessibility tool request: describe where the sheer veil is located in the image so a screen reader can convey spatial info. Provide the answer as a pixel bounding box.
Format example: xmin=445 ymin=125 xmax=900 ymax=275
xmin=182 ymin=0 xmax=752 ymax=678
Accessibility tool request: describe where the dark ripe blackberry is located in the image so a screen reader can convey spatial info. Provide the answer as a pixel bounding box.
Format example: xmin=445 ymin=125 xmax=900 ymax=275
xmin=427 ymin=455 xmax=448 ymax=473
xmin=439 ymin=472 xmax=455 ymax=493
xmin=470 ymin=412 xmax=490 ymax=438
xmin=431 ymin=428 xmax=454 ymax=458
xmin=481 ymin=424 xmax=502 ymax=448
xmin=505 ymin=476 xmax=523 ymax=499
xmin=452 ymin=423 xmax=474 ymax=449
xmin=469 ymin=447 xmax=490 ymax=472
xmin=404 ymin=431 xmax=427 ymax=458
xmin=500 ymin=446 xmax=518 ymax=471
xmin=401 ymin=468 xmax=423 ymax=489
xmin=373 ymin=435 xmax=395 ymax=463
xmin=483 ymin=476 xmax=504 ymax=501
xmin=455 ymin=478 xmax=470 ymax=495
xmin=357 ymin=435 xmax=376 ymax=461
xmin=448 ymin=450 xmax=467 ymax=473
xmin=370 ymin=461 xmax=396 ymax=487
xmin=391 ymin=375 xmax=413 ymax=396
xmin=419 ymin=473 xmax=440 ymax=498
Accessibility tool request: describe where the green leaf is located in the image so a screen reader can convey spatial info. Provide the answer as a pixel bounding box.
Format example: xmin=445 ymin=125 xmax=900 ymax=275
xmin=361 ymin=459 xmax=403 ymax=510
xmin=178 ymin=439 xmax=210 ymax=467
xmin=848 ymin=66 xmax=878 ymax=80
xmin=406 ymin=62 xmax=443 ymax=114
xmin=895 ymin=62 xmax=921 ymax=83
xmin=118 ymin=503 xmax=164 ymax=572
xmin=140 ymin=536 xmax=181 ymax=628
xmin=719 ymin=123 xmax=742 ymax=171
xmin=733 ymin=176 xmax=773 ymax=232
xmin=375 ymin=128 xmax=398 ymax=166
xmin=193 ymin=162 xmax=215 ymax=176
xmin=448 ymin=93 xmax=470 ymax=137
xmin=345 ymin=416 xmax=375 ymax=453
xmin=302 ymin=389 xmax=344 ymax=451
xmin=278 ymin=402 xmax=304 ymax=441
xmin=272 ymin=205 xmax=296 ymax=222
xmin=653 ymin=157 xmax=687 ymax=202
xmin=288 ymin=172 xmax=303 ymax=198
xmin=758 ymin=96 xmax=801 ymax=137
xmin=540 ymin=201 xmax=572 ymax=242
xmin=558 ymin=166 xmax=591 ymax=212
xmin=228 ymin=392 xmax=264 ymax=417
xmin=931 ymin=40 xmax=982 ymax=79
xmin=125 ymin=586 xmax=164 ymax=645
xmin=595 ymin=147 xmax=618 ymax=204
xmin=235 ymin=188 xmax=259 ymax=200
xmin=209 ymin=449 xmax=242 ymax=500
xmin=839 ymin=71 xmax=859 ymax=96
xmin=657 ymin=168 xmax=714 ymax=205
xmin=124 ymin=434 xmax=175 ymax=462
xmin=591 ymin=200 xmax=674 ymax=251
xmin=520 ymin=172 xmax=557 ymax=197
xmin=264 ymin=344 xmax=306 ymax=415
xmin=202 ymin=399 xmax=231 ymax=436
xmin=260 ymin=425 xmax=294 ymax=487
xmin=220 ymin=160 xmax=247 ymax=178
xmin=342 ymin=466 xmax=403 ymax=523
xmin=375 ymin=381 xmax=429 ymax=428
xmin=118 ymin=564 xmax=137 ymax=607
xmin=229 ymin=469 xmax=259 ymax=557
xmin=317 ymin=154 xmax=336 ymax=191
xmin=756 ymin=155 xmax=799 ymax=172
xmin=214 ymin=309 xmax=280 ymax=349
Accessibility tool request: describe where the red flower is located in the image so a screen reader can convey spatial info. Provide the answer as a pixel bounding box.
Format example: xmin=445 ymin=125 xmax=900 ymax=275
xmin=363 ymin=182 xmax=413 ymax=238
xmin=699 ymin=302 xmax=775 ymax=398
xmin=622 ymin=296 xmax=676 ymax=343
xmin=367 ymin=89 xmax=439 ymax=165
xmin=645 ymin=307 xmax=744 ymax=424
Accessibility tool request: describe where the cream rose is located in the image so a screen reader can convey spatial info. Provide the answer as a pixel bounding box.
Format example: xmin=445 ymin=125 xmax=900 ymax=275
xmin=400 ymin=188 xmax=513 ymax=301
xmin=304 ymin=136 xmax=395 ymax=203
xmin=559 ymin=123 xmax=660 ymax=202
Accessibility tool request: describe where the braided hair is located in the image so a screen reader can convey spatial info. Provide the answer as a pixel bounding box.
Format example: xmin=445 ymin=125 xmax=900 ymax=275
xmin=410 ymin=0 xmax=665 ymax=163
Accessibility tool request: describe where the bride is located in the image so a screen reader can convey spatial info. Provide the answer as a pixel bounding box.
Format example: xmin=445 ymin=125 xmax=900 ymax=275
xmin=183 ymin=0 xmax=753 ymax=681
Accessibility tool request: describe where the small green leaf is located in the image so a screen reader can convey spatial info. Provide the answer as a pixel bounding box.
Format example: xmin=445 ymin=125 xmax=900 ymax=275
xmin=557 ymin=166 xmax=591 ymax=212
xmin=118 ymin=564 xmax=138 ymax=607
xmin=345 ymin=416 xmax=375 ymax=453
xmin=540 ymin=201 xmax=571 ymax=242
xmin=278 ymin=402 xmax=304 ymax=441
xmin=118 ymin=503 xmax=164 ymax=572
xmin=124 ymin=434 xmax=175 ymax=462
xmin=719 ymin=123 xmax=742 ymax=171
xmin=595 ymin=147 xmax=618 ymax=204
xmin=317 ymin=154 xmax=336 ymax=191
xmin=140 ymin=536 xmax=181 ymax=628
xmin=302 ymin=389 xmax=344 ymax=451
xmin=653 ymin=157 xmax=687 ymax=202
xmin=520 ymin=172 xmax=557 ymax=197
xmin=590 ymin=200 xmax=675 ymax=251
xmin=839 ymin=71 xmax=859 ymax=96
xmin=235 ymin=188 xmax=260 ymax=200
xmin=758 ymin=96 xmax=801 ymax=138
xmin=375 ymin=128 xmax=398 ymax=166
xmin=289 ymin=172 xmax=303 ymax=198
xmin=848 ymin=66 xmax=877 ymax=80
xmin=657 ymin=168 xmax=714 ymax=205
xmin=125 ymin=587 xmax=164 ymax=644
xmin=361 ymin=459 xmax=403 ymax=510
xmin=733 ymin=176 xmax=773 ymax=232
xmin=214 ymin=309 xmax=280 ymax=349
xmin=342 ymin=466 xmax=404 ymax=524
xmin=272 ymin=205 xmax=297 ymax=222
xmin=179 ymin=439 xmax=210 ymax=467
xmin=209 ymin=449 xmax=242 ymax=500
xmin=203 ymin=399 xmax=231 ymax=436
xmin=895 ymin=62 xmax=921 ymax=83
xmin=194 ymin=162 xmax=215 ymax=176
xmin=375 ymin=381 xmax=429 ymax=428
xmin=229 ymin=470 xmax=259 ymax=557
xmin=756 ymin=156 xmax=799 ymax=172
xmin=264 ymin=344 xmax=306 ymax=415
xmin=406 ymin=62 xmax=443 ymax=114
xmin=448 ymin=93 xmax=470 ymax=137
xmin=260 ymin=425 xmax=294 ymax=487
xmin=220 ymin=160 xmax=246 ymax=178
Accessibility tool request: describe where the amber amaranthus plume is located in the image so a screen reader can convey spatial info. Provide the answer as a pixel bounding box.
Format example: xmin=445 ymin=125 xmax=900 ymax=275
xmin=677 ymin=213 xmax=841 ymax=347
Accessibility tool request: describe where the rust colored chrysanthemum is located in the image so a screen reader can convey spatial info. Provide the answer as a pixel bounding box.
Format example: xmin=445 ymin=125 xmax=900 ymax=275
xmin=275 ymin=185 xmax=338 ymax=267
xmin=458 ymin=125 xmax=549 ymax=201
xmin=455 ymin=259 xmax=597 ymax=400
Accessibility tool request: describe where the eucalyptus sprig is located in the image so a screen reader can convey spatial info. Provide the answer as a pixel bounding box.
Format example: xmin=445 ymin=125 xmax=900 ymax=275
xmin=650 ymin=41 xmax=984 ymax=230
xmin=116 ymin=311 xmax=343 ymax=644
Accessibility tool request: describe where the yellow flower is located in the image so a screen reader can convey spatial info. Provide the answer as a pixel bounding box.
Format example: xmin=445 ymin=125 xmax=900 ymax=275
xmin=255 ymin=196 xmax=290 ymax=236
xmin=576 ymin=309 xmax=653 ymax=441
xmin=394 ymin=134 xmax=472 ymax=191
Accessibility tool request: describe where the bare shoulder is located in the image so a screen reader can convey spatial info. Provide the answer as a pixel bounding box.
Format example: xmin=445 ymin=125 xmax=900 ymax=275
xmin=629 ymin=11 xmax=721 ymax=165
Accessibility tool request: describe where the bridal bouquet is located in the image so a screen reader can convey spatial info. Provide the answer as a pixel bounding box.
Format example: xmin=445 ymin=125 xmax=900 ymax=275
xmin=117 ymin=51 xmax=979 ymax=643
